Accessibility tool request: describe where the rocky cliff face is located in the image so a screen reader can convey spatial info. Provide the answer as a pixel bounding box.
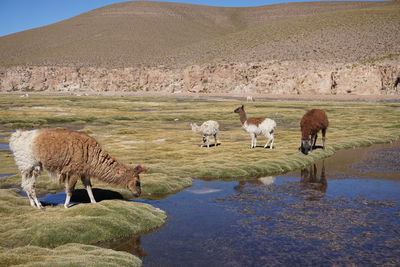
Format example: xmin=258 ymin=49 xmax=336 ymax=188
xmin=1 ymin=62 xmax=399 ymax=95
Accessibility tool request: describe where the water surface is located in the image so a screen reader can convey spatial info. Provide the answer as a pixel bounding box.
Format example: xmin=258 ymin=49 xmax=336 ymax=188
xmin=0 ymin=143 xmax=9 ymax=150
xmin=103 ymin=141 xmax=400 ymax=266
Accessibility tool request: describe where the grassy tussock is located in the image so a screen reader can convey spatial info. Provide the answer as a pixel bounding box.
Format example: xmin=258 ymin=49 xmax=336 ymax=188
xmin=0 ymin=189 xmax=166 ymax=248
xmin=0 ymin=243 xmax=140 ymax=267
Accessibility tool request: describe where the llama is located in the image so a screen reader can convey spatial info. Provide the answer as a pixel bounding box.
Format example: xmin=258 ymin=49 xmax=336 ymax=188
xmin=300 ymin=161 xmax=327 ymax=192
xmin=300 ymin=109 xmax=329 ymax=155
xmin=190 ymin=120 xmax=220 ymax=147
xmin=246 ymin=96 xmax=255 ymax=102
xmin=9 ymin=128 xmax=146 ymax=209
xmin=234 ymin=105 xmax=276 ymax=149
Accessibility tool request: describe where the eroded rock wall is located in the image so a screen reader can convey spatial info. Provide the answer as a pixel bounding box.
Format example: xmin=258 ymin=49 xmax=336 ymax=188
xmin=1 ymin=62 xmax=399 ymax=95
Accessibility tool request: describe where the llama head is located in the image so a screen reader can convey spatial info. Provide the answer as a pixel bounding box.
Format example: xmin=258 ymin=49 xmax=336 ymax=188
xmin=234 ymin=105 xmax=244 ymax=113
xmin=300 ymin=139 xmax=311 ymax=155
xmin=190 ymin=123 xmax=200 ymax=133
xmin=127 ymin=165 xmax=147 ymax=197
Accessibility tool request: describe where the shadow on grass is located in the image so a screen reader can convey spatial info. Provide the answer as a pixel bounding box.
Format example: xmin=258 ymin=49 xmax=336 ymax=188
xmin=198 ymin=143 xmax=222 ymax=147
xmin=297 ymin=145 xmax=325 ymax=151
xmin=40 ymin=188 xmax=124 ymax=207
xmin=251 ymin=145 xmax=275 ymax=149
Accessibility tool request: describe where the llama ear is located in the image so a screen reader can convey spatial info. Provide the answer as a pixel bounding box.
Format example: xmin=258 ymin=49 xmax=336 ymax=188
xmin=241 ymin=105 xmax=244 ymax=109
xmin=134 ymin=164 xmax=147 ymax=174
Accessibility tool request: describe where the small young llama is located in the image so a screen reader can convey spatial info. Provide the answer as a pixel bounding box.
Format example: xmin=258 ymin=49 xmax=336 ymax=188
xmin=300 ymin=109 xmax=329 ymax=155
xmin=234 ymin=105 xmax=276 ymax=149
xmin=9 ymin=128 xmax=146 ymax=209
xmin=190 ymin=120 xmax=220 ymax=147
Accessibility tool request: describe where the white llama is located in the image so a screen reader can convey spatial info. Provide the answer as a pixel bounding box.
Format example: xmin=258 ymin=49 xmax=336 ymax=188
xmin=190 ymin=120 xmax=220 ymax=147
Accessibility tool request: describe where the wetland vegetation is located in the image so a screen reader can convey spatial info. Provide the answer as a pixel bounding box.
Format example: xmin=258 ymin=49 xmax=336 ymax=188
xmin=0 ymin=94 xmax=399 ymax=266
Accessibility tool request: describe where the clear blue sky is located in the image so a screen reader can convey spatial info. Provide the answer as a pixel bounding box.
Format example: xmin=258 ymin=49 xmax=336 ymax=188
xmin=0 ymin=0 xmax=382 ymax=37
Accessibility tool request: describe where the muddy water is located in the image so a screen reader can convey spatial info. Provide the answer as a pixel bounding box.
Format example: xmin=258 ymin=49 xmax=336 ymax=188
xmin=100 ymin=141 xmax=400 ymax=266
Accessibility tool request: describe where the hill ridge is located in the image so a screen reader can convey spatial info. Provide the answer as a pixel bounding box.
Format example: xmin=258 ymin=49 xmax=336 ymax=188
xmin=0 ymin=1 xmax=399 ymax=96
xmin=1 ymin=1 xmax=397 ymax=68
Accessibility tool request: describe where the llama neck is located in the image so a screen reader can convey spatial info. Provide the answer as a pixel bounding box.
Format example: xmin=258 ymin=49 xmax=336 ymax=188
xmin=238 ymin=110 xmax=247 ymax=125
xmin=191 ymin=124 xmax=201 ymax=133
xmin=90 ymin=151 xmax=128 ymax=186
xmin=301 ymin=128 xmax=311 ymax=140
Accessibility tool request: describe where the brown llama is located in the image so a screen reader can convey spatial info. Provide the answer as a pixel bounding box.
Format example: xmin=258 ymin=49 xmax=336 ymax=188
xmin=9 ymin=128 xmax=146 ymax=209
xmin=300 ymin=109 xmax=329 ymax=155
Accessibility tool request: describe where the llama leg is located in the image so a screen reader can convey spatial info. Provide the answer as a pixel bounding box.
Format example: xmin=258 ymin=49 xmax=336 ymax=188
xmin=81 ymin=177 xmax=96 ymax=204
xmin=264 ymin=134 xmax=271 ymax=149
xmin=64 ymin=177 xmax=77 ymax=208
xmin=206 ymin=136 xmax=210 ymax=148
xmin=21 ymin=171 xmax=35 ymax=207
xmin=250 ymin=133 xmax=257 ymax=148
xmin=201 ymin=135 xmax=206 ymax=147
xmin=21 ymin=167 xmax=43 ymax=209
xmin=86 ymin=185 xmax=96 ymax=203
xmin=322 ymin=129 xmax=326 ymax=149
xmin=269 ymin=133 xmax=274 ymax=149
xmin=313 ymin=134 xmax=318 ymax=149
xmin=214 ymin=134 xmax=218 ymax=146
xmin=309 ymin=135 xmax=315 ymax=151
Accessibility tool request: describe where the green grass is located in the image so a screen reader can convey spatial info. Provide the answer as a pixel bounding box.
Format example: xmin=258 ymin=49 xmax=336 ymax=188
xmin=0 ymin=189 xmax=166 ymax=248
xmin=0 ymin=243 xmax=141 ymax=267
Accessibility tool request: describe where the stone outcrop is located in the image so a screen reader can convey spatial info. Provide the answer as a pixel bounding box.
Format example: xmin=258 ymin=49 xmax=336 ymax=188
xmin=1 ymin=62 xmax=399 ymax=95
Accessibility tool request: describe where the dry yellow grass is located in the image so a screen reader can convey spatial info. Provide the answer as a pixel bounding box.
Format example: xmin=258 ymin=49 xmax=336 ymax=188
xmin=0 ymin=95 xmax=399 ymax=195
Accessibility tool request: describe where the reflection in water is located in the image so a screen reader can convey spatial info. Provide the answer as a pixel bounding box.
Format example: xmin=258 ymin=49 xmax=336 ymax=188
xmin=100 ymin=235 xmax=147 ymax=258
xmin=300 ymin=160 xmax=327 ymax=193
xmin=234 ymin=176 xmax=275 ymax=191
xmin=187 ymin=188 xmax=222 ymax=194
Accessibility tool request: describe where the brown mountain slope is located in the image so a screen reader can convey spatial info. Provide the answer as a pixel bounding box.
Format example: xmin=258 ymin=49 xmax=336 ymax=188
xmin=1 ymin=1 xmax=398 ymax=68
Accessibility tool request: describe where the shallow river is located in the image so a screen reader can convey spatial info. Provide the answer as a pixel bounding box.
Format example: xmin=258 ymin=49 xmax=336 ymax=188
xmin=41 ymin=142 xmax=400 ymax=266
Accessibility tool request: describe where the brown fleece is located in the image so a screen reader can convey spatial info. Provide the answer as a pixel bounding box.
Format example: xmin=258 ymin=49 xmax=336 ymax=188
xmin=300 ymin=109 xmax=329 ymax=140
xmin=246 ymin=117 xmax=266 ymax=126
xmin=32 ymin=129 xmax=136 ymax=187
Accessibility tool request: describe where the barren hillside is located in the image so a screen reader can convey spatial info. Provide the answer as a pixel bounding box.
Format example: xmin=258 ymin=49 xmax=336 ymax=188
xmin=0 ymin=1 xmax=399 ymax=95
